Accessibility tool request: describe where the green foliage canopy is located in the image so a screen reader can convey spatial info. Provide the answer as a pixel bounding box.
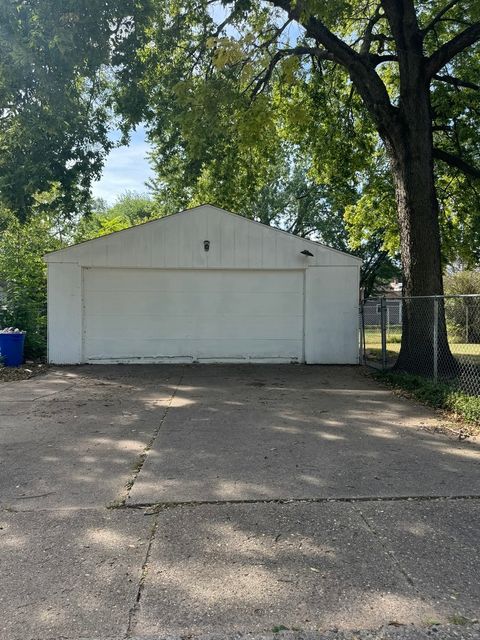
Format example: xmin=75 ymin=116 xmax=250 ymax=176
xmin=0 ymin=208 xmax=62 ymax=356
xmin=74 ymin=191 xmax=156 ymax=241
xmin=0 ymin=0 xmax=151 ymax=220
xmin=117 ymin=0 xmax=480 ymax=271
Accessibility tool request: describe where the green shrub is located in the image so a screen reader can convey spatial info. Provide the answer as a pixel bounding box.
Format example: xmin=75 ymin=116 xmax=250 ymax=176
xmin=375 ymin=371 xmax=480 ymax=425
xmin=0 ymin=210 xmax=62 ymax=358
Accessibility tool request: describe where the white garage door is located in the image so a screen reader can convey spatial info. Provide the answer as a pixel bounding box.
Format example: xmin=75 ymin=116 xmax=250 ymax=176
xmin=83 ymin=268 xmax=304 ymax=362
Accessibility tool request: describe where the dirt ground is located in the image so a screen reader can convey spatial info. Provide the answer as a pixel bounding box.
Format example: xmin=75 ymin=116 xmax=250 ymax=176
xmin=0 ymin=361 xmax=48 ymax=382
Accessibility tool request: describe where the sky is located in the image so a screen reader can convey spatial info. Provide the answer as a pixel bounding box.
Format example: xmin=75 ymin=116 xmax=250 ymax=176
xmin=91 ymin=125 xmax=155 ymax=204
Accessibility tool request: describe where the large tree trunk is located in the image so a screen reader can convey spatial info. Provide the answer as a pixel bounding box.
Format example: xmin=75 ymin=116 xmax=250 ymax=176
xmin=383 ymin=88 xmax=455 ymax=376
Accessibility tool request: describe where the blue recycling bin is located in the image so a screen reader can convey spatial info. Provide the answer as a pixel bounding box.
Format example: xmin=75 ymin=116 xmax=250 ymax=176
xmin=0 ymin=332 xmax=26 ymax=367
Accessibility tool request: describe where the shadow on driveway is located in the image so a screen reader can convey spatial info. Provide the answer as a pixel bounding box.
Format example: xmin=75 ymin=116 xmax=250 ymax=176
xmin=126 ymin=364 xmax=479 ymax=504
xmin=1 ymin=364 xmax=479 ymax=639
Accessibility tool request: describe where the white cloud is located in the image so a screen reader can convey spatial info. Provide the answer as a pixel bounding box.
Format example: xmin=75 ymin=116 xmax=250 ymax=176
xmin=91 ymin=125 xmax=155 ymax=203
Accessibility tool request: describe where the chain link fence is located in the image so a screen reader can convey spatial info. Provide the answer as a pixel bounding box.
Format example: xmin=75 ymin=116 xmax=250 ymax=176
xmin=360 ymin=294 xmax=480 ymax=396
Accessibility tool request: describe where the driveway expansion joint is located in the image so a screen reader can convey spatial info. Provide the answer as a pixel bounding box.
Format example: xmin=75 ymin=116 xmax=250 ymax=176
xmin=115 ymin=494 xmax=480 ymax=513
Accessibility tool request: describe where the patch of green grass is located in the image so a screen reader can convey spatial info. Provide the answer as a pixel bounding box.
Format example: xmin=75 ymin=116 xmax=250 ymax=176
xmin=364 ymin=330 xmax=480 ymax=365
xmin=272 ymin=625 xmax=289 ymax=633
xmin=374 ymin=371 xmax=480 ymax=427
xmin=448 ymin=614 xmax=470 ymax=625
xmin=424 ymin=618 xmax=441 ymax=627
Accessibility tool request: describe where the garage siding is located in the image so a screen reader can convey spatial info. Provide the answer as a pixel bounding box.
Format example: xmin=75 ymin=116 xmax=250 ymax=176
xmin=46 ymin=205 xmax=361 ymax=364
xmin=83 ymin=268 xmax=304 ymax=363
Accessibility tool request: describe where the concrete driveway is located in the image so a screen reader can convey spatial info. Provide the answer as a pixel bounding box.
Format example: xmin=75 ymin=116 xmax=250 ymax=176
xmin=0 ymin=364 xmax=479 ymax=640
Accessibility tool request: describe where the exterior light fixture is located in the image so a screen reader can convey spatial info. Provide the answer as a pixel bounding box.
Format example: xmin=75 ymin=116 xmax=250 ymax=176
xmin=204 ymin=240 xmax=210 ymax=252
xmin=301 ymin=249 xmax=314 ymax=257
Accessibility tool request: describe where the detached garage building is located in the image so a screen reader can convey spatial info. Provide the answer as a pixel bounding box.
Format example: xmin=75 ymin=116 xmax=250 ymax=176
xmin=45 ymin=205 xmax=361 ymax=365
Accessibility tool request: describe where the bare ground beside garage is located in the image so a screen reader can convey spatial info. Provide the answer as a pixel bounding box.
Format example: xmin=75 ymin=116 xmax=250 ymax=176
xmin=0 ymin=364 xmax=479 ymax=640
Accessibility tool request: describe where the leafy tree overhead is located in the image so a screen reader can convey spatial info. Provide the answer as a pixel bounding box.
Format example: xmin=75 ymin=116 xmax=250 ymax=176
xmin=0 ymin=0 xmax=151 ymax=221
xmin=117 ymin=0 xmax=480 ymax=374
xmin=73 ymin=191 xmax=156 ymax=241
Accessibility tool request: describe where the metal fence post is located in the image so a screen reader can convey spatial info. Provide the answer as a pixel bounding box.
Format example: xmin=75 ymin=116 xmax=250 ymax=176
xmin=465 ymin=304 xmax=469 ymax=343
xmin=380 ymin=297 xmax=387 ymax=370
xmin=359 ymin=303 xmax=365 ymax=364
xmin=433 ymin=297 xmax=439 ymax=383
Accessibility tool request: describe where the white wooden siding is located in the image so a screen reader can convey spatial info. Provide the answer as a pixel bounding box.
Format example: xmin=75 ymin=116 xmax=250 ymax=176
xmin=45 ymin=205 xmax=361 ymax=270
xmin=45 ymin=205 xmax=361 ymax=364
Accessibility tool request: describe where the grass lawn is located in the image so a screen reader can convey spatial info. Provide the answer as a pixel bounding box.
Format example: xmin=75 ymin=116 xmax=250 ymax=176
xmin=374 ymin=370 xmax=480 ymax=429
xmin=364 ymin=329 xmax=480 ymax=365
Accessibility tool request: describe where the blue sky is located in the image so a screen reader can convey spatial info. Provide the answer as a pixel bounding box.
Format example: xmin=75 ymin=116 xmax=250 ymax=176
xmin=91 ymin=125 xmax=155 ymax=204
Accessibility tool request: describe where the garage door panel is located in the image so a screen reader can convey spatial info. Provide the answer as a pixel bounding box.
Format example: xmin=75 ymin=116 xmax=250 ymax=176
xmin=85 ymin=290 xmax=303 ymax=318
xmin=86 ymin=314 xmax=303 ymax=341
xmin=194 ymin=338 xmax=301 ymax=359
xmin=83 ymin=268 xmax=304 ymax=362
xmin=86 ymin=338 xmax=302 ymax=361
xmin=86 ymin=269 xmax=302 ymax=294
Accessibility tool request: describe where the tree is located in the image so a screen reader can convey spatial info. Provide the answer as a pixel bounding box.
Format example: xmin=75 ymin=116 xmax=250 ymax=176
xmin=117 ymin=0 xmax=480 ymax=374
xmin=0 ymin=209 xmax=63 ymax=356
xmin=74 ymin=191 xmax=156 ymax=241
xmin=0 ymin=0 xmax=151 ymax=221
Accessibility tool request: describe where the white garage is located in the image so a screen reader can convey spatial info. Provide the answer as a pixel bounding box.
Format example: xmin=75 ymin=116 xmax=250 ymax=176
xmin=45 ymin=204 xmax=361 ymax=364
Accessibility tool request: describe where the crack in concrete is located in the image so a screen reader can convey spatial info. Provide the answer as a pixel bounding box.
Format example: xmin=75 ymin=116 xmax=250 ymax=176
xmin=0 ymin=383 xmax=78 ymax=403
xmin=125 ymin=515 xmax=159 ymax=639
xmin=111 ymin=494 xmax=480 ymax=513
xmin=353 ymin=502 xmax=419 ymax=592
xmin=109 ymin=369 xmax=185 ymax=509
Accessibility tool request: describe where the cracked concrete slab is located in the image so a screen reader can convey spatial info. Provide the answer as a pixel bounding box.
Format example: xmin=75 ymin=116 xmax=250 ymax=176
xmin=131 ymin=624 xmax=480 ymax=640
xmin=133 ymin=500 xmax=475 ymax=638
xmin=0 ymin=365 xmax=183 ymax=510
xmin=0 ymin=508 xmax=153 ymax=640
xmin=0 ymin=371 xmax=77 ymax=403
xmin=357 ymin=499 xmax=480 ymax=618
xmin=127 ymin=366 xmax=479 ymax=504
xmin=1 ymin=364 xmax=479 ymax=640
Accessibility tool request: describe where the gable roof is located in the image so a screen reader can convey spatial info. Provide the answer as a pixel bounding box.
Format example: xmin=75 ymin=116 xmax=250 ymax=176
xmin=45 ymin=204 xmax=362 ymax=264
xmin=44 ymin=204 xmax=362 ymax=268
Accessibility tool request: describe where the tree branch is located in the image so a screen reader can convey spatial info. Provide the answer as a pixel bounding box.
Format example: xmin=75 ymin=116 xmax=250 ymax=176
xmin=422 ymin=0 xmax=462 ymax=34
xmin=427 ymin=22 xmax=480 ymax=77
xmin=269 ymin=0 xmax=397 ymax=129
xmin=433 ymin=148 xmax=480 ymax=179
xmin=433 ymin=73 xmax=480 ymax=90
xmin=360 ymin=5 xmax=382 ymax=56
xmin=381 ymin=0 xmax=423 ymax=54
xmin=249 ymin=46 xmax=334 ymax=96
xmin=370 ymin=53 xmax=398 ymax=65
